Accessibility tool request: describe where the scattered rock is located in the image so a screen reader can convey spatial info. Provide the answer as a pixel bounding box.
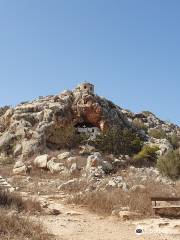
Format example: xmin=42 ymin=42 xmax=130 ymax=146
xmin=79 ymin=145 xmax=95 ymax=155
xmin=45 ymin=208 xmax=61 ymax=215
xmin=34 ymin=154 xmax=48 ymax=169
xmin=106 ymin=176 xmax=128 ymax=191
xmin=118 ymin=211 xmax=141 ymax=221
xmin=58 ymin=152 xmax=71 ymax=160
xmin=58 ymin=179 xmax=79 ymax=191
xmin=13 ymin=144 xmax=22 ymax=157
xmin=67 ymin=157 xmax=78 ymax=168
xmin=47 ymin=158 xmax=64 ymax=173
xmin=86 ymin=153 xmax=102 ymax=170
xmin=69 ymin=163 xmax=81 ymax=176
xmin=13 ymin=160 xmax=27 ymax=175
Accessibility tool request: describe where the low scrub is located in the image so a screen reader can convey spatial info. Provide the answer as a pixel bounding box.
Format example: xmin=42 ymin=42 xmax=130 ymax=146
xmin=0 ymin=190 xmax=41 ymax=213
xmin=67 ymin=189 xmax=152 ymax=216
xmin=46 ymin=124 xmax=88 ymax=149
xmin=157 ymin=150 xmax=180 ymax=179
xmin=133 ymin=118 xmax=148 ymax=132
xmin=0 ymin=209 xmax=53 ymax=240
xmin=133 ymin=145 xmax=159 ymax=167
xmin=149 ymin=128 xmax=167 ymax=139
xmin=168 ymin=133 xmax=180 ymax=150
xmin=67 ymin=189 xmax=128 ymax=215
xmin=92 ymin=127 xmax=142 ymax=156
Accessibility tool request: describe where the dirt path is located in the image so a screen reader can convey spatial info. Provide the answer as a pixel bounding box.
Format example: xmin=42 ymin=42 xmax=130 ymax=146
xmin=32 ymin=194 xmax=180 ymax=240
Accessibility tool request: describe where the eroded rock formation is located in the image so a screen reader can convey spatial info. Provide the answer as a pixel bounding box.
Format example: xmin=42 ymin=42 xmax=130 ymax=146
xmin=0 ymin=82 xmax=179 ymax=159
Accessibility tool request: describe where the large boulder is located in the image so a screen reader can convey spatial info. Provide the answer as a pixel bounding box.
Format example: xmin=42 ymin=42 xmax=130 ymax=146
xmin=79 ymin=145 xmax=95 ymax=155
xmin=34 ymin=154 xmax=48 ymax=169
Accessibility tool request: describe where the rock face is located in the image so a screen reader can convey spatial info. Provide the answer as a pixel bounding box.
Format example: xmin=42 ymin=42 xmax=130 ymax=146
xmin=0 ymin=82 xmax=179 ymax=160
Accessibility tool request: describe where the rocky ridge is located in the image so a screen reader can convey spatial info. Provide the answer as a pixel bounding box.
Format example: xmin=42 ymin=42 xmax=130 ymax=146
xmin=0 ymin=82 xmax=179 ymax=160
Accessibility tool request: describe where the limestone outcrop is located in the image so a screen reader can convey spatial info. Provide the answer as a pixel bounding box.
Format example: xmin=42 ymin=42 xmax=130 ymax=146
xmin=0 ymin=82 xmax=179 ymax=160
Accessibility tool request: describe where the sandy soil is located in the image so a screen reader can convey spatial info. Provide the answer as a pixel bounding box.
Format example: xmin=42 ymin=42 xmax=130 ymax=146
xmin=31 ymin=194 xmax=180 ymax=240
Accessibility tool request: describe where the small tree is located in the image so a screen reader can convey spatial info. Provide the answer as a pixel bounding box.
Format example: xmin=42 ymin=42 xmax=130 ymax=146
xmin=157 ymin=150 xmax=180 ymax=179
xmin=133 ymin=145 xmax=159 ymax=167
xmin=46 ymin=124 xmax=88 ymax=149
xmin=149 ymin=129 xmax=167 ymax=139
xmin=92 ymin=127 xmax=142 ymax=156
xmin=133 ymin=118 xmax=148 ymax=132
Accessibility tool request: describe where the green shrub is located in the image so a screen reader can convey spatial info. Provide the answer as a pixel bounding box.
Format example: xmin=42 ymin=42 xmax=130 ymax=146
xmin=92 ymin=127 xmax=142 ymax=156
xmin=46 ymin=124 xmax=88 ymax=149
xmin=157 ymin=150 xmax=180 ymax=179
xmin=133 ymin=118 xmax=148 ymax=132
xmin=168 ymin=133 xmax=180 ymax=150
xmin=149 ymin=128 xmax=167 ymax=139
xmin=133 ymin=145 xmax=159 ymax=166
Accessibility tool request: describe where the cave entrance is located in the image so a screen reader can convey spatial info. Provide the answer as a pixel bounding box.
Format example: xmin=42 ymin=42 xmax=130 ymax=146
xmin=74 ymin=121 xmax=100 ymax=140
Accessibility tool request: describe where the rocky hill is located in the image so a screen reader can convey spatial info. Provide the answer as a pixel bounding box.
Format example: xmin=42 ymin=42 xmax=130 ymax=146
xmin=0 ymin=82 xmax=179 ymax=160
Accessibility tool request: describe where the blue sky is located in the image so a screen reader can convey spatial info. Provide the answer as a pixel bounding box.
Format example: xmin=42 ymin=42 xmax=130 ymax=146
xmin=0 ymin=0 xmax=179 ymax=125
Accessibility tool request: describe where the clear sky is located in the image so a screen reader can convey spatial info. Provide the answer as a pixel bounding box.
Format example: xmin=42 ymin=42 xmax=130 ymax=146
xmin=0 ymin=0 xmax=179 ymax=125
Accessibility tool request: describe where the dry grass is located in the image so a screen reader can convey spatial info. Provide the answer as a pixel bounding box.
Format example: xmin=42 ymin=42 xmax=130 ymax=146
xmin=0 ymin=190 xmax=54 ymax=240
xmin=0 ymin=209 xmax=53 ymax=240
xmin=0 ymin=164 xmax=13 ymax=177
xmin=67 ymin=189 xmax=129 ymax=215
xmin=67 ymin=181 xmax=177 ymax=217
xmin=0 ymin=190 xmax=41 ymax=214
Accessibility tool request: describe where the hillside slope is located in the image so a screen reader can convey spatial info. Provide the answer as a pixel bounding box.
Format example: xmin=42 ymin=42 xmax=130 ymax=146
xmin=0 ymin=82 xmax=179 ymax=160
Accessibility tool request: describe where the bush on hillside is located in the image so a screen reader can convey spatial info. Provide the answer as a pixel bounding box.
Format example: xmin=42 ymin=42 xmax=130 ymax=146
xmin=92 ymin=127 xmax=142 ymax=156
xmin=149 ymin=128 xmax=167 ymax=139
xmin=46 ymin=124 xmax=88 ymax=149
xmin=133 ymin=118 xmax=148 ymax=132
xmin=168 ymin=133 xmax=180 ymax=150
xmin=157 ymin=150 xmax=180 ymax=179
xmin=133 ymin=145 xmax=159 ymax=167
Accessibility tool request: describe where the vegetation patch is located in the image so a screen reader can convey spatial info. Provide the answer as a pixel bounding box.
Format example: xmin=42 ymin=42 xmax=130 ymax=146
xmin=0 ymin=209 xmax=53 ymax=240
xmin=149 ymin=128 xmax=167 ymax=139
xmin=157 ymin=149 xmax=180 ymax=179
xmin=0 ymin=190 xmax=41 ymax=213
xmin=92 ymin=127 xmax=142 ymax=156
xmin=46 ymin=124 xmax=88 ymax=149
xmin=133 ymin=145 xmax=159 ymax=167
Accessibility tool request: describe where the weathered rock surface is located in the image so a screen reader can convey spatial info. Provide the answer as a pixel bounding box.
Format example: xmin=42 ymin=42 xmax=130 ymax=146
xmin=0 ymin=83 xmax=179 ymax=160
xmin=13 ymin=160 xmax=27 ymax=175
xmin=34 ymin=154 xmax=48 ymax=169
xmin=47 ymin=158 xmax=64 ymax=173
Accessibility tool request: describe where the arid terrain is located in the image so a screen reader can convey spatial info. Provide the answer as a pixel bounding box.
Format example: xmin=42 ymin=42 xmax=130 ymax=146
xmin=0 ymin=83 xmax=180 ymax=239
xmin=0 ymin=155 xmax=180 ymax=240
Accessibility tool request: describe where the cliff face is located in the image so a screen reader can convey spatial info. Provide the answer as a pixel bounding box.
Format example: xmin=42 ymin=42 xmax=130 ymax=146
xmin=0 ymin=83 xmax=179 ymax=159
